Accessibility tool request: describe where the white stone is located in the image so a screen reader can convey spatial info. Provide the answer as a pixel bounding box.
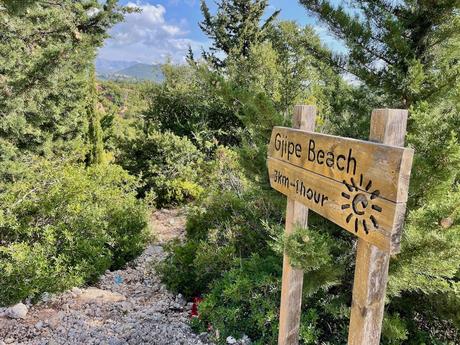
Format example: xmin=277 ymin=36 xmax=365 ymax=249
xmin=240 ymin=335 xmax=252 ymax=344
xmin=226 ymin=336 xmax=237 ymax=344
xmin=6 ymin=303 xmax=28 ymax=319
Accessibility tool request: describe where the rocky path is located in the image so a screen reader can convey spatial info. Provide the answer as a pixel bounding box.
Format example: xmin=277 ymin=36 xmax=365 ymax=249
xmin=0 ymin=209 xmax=211 ymax=345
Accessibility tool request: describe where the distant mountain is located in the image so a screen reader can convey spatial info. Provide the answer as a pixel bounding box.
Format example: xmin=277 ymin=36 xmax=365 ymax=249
xmin=95 ymin=59 xmax=164 ymax=82
xmin=95 ymin=58 xmax=138 ymax=75
xmin=116 ymin=63 xmax=164 ymax=82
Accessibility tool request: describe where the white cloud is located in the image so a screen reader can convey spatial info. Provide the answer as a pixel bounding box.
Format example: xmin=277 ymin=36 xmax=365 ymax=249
xmin=312 ymin=25 xmax=347 ymax=54
xmin=98 ymin=2 xmax=208 ymax=64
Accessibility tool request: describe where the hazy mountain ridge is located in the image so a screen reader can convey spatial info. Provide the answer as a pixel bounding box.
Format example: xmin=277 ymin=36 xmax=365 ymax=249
xmin=96 ymin=58 xmax=164 ymax=82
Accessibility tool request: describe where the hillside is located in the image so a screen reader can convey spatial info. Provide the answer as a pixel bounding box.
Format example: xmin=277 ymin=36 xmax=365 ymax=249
xmin=96 ymin=59 xmax=164 ymax=82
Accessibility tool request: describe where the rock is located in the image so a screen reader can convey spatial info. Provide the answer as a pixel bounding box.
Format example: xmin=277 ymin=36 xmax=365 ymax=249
xmin=35 ymin=321 xmax=44 ymax=330
xmin=175 ymin=293 xmax=186 ymax=307
xmin=41 ymin=292 xmax=51 ymax=303
xmin=77 ymin=288 xmax=126 ymax=303
xmin=71 ymin=287 xmax=82 ymax=296
xmin=5 ymin=303 xmax=28 ymax=319
xmin=226 ymin=336 xmax=237 ymax=344
xmin=199 ymin=332 xmax=209 ymax=342
xmin=240 ymin=335 xmax=252 ymax=344
xmin=47 ymin=311 xmax=65 ymax=329
xmin=108 ymin=338 xmax=123 ymax=345
xmin=4 ymin=338 xmax=14 ymax=344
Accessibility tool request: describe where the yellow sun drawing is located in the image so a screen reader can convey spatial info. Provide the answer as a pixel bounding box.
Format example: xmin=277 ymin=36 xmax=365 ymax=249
xmin=340 ymin=174 xmax=382 ymax=235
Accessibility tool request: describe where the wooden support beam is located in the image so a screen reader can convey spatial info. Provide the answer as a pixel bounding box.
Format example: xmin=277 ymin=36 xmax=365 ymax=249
xmin=348 ymin=109 xmax=409 ymax=345
xmin=278 ymin=105 xmax=316 ymax=345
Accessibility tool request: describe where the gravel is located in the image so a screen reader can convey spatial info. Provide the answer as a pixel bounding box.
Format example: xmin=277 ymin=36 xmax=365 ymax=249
xmin=0 ymin=245 xmax=212 ymax=345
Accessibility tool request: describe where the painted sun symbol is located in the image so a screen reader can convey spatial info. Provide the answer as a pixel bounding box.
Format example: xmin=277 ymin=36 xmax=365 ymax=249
xmin=340 ymin=174 xmax=382 ymax=234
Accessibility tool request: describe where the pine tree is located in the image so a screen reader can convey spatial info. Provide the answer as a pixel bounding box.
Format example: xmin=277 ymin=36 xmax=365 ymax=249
xmin=299 ymin=0 xmax=460 ymax=108
xmin=199 ymin=0 xmax=280 ymax=68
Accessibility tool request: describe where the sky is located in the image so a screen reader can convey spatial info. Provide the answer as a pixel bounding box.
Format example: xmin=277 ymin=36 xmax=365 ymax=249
xmin=97 ymin=0 xmax=344 ymax=64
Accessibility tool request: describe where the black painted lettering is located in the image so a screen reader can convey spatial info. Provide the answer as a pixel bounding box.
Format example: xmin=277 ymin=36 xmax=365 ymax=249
xmin=317 ymin=150 xmax=325 ymax=164
xmin=326 ymin=152 xmax=334 ymax=167
xmin=288 ymin=142 xmax=295 ymax=160
xmin=308 ymin=139 xmax=316 ymax=162
xmin=274 ymin=133 xmax=281 ymax=151
xmin=337 ymin=155 xmax=346 ymax=171
xmin=321 ymin=195 xmax=328 ymax=206
xmin=295 ymin=144 xmax=302 ymax=158
xmin=314 ymin=191 xmax=321 ymax=204
xmin=300 ymin=182 xmax=306 ymax=197
xmin=347 ymin=149 xmax=357 ymax=175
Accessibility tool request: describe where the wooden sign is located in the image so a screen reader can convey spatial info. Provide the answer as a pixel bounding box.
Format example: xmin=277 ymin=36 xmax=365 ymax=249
xmin=267 ymin=127 xmax=413 ymax=254
xmin=272 ymin=106 xmax=414 ymax=345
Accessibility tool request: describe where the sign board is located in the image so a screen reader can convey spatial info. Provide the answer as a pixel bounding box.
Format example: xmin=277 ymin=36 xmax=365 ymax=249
xmin=267 ymin=127 xmax=413 ymax=254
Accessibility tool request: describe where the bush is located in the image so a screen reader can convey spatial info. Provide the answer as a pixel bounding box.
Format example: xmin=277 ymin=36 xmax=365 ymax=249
xmin=194 ymin=254 xmax=282 ymax=345
xmin=145 ymin=64 xmax=242 ymax=147
xmin=117 ymin=130 xmax=205 ymax=207
xmin=159 ymin=239 xmax=235 ymax=298
xmin=159 ymin=185 xmax=285 ymax=299
xmin=0 ymin=158 xmax=148 ymax=306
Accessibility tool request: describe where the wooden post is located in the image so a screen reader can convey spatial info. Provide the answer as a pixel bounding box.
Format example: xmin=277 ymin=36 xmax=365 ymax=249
xmin=348 ymin=109 xmax=408 ymax=345
xmin=278 ymin=105 xmax=316 ymax=345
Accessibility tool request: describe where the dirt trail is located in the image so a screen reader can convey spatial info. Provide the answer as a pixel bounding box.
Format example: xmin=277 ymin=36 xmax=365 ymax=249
xmin=0 ymin=208 xmax=211 ymax=345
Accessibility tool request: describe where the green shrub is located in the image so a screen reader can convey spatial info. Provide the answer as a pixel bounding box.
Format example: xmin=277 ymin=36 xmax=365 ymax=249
xmin=159 ymin=239 xmax=235 ymax=298
xmin=159 ymin=186 xmax=285 ymax=299
xmin=194 ymin=254 xmax=282 ymax=345
xmin=145 ymin=64 xmax=242 ymax=147
xmin=0 ymin=158 xmax=148 ymax=306
xmin=117 ymin=130 xmax=205 ymax=207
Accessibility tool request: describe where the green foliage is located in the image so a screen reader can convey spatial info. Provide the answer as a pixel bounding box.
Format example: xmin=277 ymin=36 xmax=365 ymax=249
xmin=382 ymin=314 xmax=409 ymax=345
xmin=199 ymin=0 xmax=280 ymax=68
xmin=158 ymin=147 xmax=256 ymax=296
xmin=117 ymin=130 xmax=205 ymax=207
xmin=160 ymin=0 xmax=460 ymax=343
xmin=159 ymin=239 xmax=235 ymax=298
xmin=96 ymin=80 xmax=151 ymax=160
xmin=145 ymin=64 xmax=241 ymax=148
xmin=159 ymin=178 xmax=285 ymax=299
xmin=298 ymin=1 xmax=460 ymax=343
xmin=284 ymin=226 xmax=334 ymax=272
xmin=298 ymin=0 xmax=460 ymax=108
xmin=0 ymin=0 xmax=128 ymax=159
xmin=0 ymin=157 xmax=148 ymax=306
xmin=87 ymin=65 xmax=105 ymax=165
xmin=195 ymin=254 xmax=282 ymax=344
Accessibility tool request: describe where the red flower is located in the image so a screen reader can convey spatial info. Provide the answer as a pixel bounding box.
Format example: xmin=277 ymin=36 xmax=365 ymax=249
xmin=191 ymin=296 xmax=203 ymax=318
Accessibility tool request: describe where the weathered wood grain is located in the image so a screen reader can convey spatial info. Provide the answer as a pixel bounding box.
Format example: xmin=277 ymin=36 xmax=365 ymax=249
xmin=278 ymin=105 xmax=315 ymax=345
xmin=268 ymin=157 xmax=403 ymax=253
xmin=268 ymin=127 xmax=413 ymax=203
xmin=348 ymin=109 xmax=409 ymax=345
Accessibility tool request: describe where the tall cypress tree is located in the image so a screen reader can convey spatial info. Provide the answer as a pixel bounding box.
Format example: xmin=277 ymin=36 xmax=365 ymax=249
xmin=87 ymin=65 xmax=105 ymax=165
